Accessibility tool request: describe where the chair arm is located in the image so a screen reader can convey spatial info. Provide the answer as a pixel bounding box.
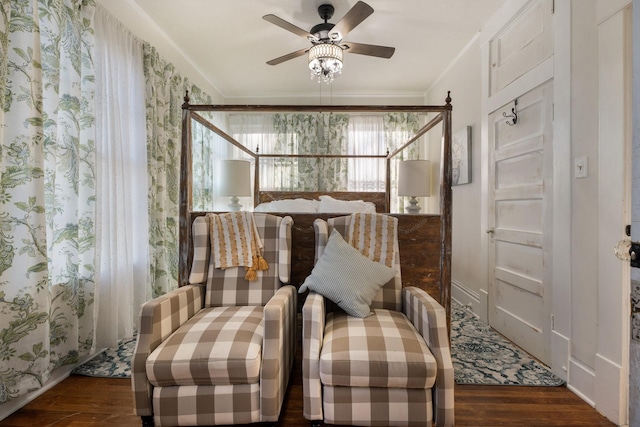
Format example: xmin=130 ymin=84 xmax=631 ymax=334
xmin=261 ymin=285 xmax=297 ymax=422
xmin=403 ymin=287 xmax=454 ymax=427
xmin=131 ymin=284 xmax=204 ymax=416
xmin=302 ymin=291 xmax=326 ymax=421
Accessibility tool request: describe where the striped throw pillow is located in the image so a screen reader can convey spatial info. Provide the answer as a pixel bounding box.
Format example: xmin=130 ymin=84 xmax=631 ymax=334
xmin=299 ymin=229 xmax=396 ymax=317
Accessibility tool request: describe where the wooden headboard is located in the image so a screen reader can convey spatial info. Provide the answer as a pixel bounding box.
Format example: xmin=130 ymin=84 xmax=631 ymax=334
xmin=187 ymin=211 xmax=443 ymax=308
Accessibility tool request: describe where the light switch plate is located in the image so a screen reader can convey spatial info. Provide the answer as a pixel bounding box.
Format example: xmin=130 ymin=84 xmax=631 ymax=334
xmin=574 ymin=156 xmax=588 ymax=178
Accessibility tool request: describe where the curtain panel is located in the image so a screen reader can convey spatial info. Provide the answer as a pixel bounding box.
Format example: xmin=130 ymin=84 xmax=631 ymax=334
xmin=0 ymin=0 xmax=97 ymax=403
xmin=143 ymin=44 xmax=182 ymax=299
xmin=385 ymin=113 xmax=421 ymax=212
xmin=0 ymin=3 xmax=214 ymax=403
xmin=143 ymin=45 xmax=212 ymax=298
xmin=272 ymin=113 xmax=349 ymax=191
xmin=224 ymin=112 xmax=420 ymax=206
xmin=93 ymin=5 xmax=148 ymax=348
xmin=189 ymin=86 xmax=217 ymax=211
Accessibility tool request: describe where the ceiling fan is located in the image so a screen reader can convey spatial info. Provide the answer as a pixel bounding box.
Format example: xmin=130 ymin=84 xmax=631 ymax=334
xmin=263 ymin=1 xmax=395 ymax=81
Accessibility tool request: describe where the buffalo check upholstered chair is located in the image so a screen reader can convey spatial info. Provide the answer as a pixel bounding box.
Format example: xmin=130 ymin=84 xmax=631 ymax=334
xmin=301 ymin=214 xmax=454 ymax=427
xmin=132 ymin=213 xmax=296 ymax=426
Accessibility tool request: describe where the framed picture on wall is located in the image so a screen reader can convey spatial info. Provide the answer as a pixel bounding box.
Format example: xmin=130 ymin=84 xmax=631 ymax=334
xmin=452 ymin=126 xmax=471 ymax=186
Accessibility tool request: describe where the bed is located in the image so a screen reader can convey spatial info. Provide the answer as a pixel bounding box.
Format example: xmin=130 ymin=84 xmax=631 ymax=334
xmin=178 ymin=96 xmax=453 ymax=325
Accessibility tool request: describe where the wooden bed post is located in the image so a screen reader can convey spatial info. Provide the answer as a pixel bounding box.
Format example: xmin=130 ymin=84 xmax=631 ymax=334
xmin=255 ymin=154 xmax=260 ymax=209
xmin=385 ymin=155 xmax=391 ymax=212
xmin=440 ymin=92 xmax=453 ymax=331
xmin=179 ymin=91 xmax=192 ymax=288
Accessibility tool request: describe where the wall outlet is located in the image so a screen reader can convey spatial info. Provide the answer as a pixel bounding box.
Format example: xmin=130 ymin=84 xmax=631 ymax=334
xmin=574 ymin=156 xmax=588 ymax=178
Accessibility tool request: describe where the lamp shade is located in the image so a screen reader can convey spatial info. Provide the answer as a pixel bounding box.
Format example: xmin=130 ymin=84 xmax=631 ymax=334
xmin=398 ymin=160 xmax=431 ymax=197
xmin=217 ymin=160 xmax=252 ymax=197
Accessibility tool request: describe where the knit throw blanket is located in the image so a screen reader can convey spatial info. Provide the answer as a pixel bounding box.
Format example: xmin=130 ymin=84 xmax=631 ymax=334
xmin=208 ymin=212 xmax=268 ymax=281
xmin=347 ymin=213 xmax=397 ymax=268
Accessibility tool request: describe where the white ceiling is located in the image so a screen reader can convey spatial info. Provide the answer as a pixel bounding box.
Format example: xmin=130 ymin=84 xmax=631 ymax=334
xmin=108 ymin=0 xmax=506 ymax=101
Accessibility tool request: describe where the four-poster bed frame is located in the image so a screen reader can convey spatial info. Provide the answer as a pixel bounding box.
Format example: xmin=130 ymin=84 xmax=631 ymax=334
xmin=178 ymin=93 xmax=453 ymax=323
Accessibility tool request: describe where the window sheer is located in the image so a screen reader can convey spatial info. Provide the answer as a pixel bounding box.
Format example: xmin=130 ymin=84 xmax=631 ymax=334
xmin=222 ymin=112 xmax=422 ymax=212
xmin=94 ymin=6 xmax=149 ymax=348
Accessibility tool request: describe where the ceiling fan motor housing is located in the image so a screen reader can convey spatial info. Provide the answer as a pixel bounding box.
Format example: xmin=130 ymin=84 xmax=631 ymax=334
xmin=311 ymin=4 xmax=338 ymax=42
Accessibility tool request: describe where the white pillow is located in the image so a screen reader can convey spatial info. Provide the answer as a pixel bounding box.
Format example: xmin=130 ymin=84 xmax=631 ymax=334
xmin=299 ymin=229 xmax=395 ymax=317
xmin=254 ymin=198 xmax=319 ymax=212
xmin=317 ymin=195 xmax=376 ymax=213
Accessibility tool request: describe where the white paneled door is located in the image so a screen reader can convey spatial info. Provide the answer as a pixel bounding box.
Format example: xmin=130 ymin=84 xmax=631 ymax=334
xmin=488 ymin=81 xmax=553 ymax=365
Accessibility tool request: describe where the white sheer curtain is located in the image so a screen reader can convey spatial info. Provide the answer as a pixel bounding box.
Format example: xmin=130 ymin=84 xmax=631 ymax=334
xmin=347 ymin=115 xmax=386 ymax=192
xmin=94 ymin=6 xmax=149 ymax=348
xmin=223 ymin=113 xmax=420 ymax=212
xmin=229 ymin=114 xmax=283 ymax=190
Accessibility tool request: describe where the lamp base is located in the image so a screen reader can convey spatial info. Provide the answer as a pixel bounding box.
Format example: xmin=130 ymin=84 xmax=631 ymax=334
xmin=405 ymin=197 xmax=422 ymax=214
xmin=228 ymin=196 xmax=243 ymax=212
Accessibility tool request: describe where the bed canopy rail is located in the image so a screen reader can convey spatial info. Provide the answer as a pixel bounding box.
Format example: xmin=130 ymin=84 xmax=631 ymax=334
xmin=179 ymin=92 xmax=454 ymax=322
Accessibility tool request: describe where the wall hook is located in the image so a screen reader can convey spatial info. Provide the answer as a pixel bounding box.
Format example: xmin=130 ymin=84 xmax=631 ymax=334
xmin=503 ymin=99 xmax=518 ymax=126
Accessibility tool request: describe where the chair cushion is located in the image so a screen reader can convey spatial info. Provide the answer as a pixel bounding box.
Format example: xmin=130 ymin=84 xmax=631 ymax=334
xmin=319 ymin=309 xmax=437 ymax=389
xmin=299 ymin=229 xmax=396 ymax=317
xmin=146 ymin=306 xmax=263 ymax=387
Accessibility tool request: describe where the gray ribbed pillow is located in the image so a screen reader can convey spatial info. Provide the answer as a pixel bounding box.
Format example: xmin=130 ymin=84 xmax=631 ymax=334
xmin=299 ymin=229 xmax=396 ymax=317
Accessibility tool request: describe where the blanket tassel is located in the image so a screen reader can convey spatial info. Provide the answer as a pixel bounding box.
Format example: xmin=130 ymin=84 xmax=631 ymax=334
xmin=245 ymin=256 xmax=269 ymax=281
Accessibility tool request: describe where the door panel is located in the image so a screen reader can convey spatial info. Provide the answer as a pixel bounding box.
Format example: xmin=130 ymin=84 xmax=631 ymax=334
xmin=489 ymin=0 xmax=553 ymax=95
xmin=488 ymin=81 xmax=553 ymax=364
xmin=496 ymin=199 xmax=543 ymax=232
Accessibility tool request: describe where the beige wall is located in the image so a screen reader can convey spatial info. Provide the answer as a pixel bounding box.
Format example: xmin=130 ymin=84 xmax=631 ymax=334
xmin=425 ymin=37 xmax=485 ymax=310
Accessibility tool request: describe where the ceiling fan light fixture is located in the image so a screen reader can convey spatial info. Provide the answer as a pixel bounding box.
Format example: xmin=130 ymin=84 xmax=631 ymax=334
xmin=308 ymin=43 xmax=343 ymax=84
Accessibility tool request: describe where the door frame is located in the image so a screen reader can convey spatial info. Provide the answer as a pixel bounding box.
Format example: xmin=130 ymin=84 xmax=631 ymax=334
xmin=629 ymin=0 xmax=639 ymax=425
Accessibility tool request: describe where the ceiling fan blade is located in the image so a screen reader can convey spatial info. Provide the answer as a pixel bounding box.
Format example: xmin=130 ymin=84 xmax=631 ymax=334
xmin=341 ymin=42 xmax=395 ymax=58
xmin=266 ymin=48 xmax=309 ymax=66
xmin=263 ymin=14 xmax=316 ymax=40
xmin=329 ymin=1 xmax=374 ymax=40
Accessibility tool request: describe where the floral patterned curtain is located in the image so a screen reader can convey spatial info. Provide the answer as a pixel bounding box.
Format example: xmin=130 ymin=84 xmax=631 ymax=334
xmin=385 ymin=113 xmax=421 ymax=212
xmin=188 ymin=85 xmax=215 ymax=212
xmin=143 ymin=44 xmax=182 ymax=298
xmin=143 ymin=46 xmax=212 ymax=297
xmin=272 ymin=113 xmax=349 ymax=191
xmin=223 ymin=112 xmax=421 ymax=198
xmin=0 ymin=0 xmax=96 ymax=403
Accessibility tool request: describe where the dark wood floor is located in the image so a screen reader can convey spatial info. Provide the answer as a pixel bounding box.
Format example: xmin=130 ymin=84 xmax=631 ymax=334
xmin=0 ymin=372 xmax=615 ymax=427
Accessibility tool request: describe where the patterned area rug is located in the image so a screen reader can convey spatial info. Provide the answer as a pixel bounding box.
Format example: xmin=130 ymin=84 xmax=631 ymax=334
xmin=451 ymin=302 xmax=564 ymax=386
xmin=71 ymin=336 xmax=136 ymax=378
xmin=71 ymin=306 xmax=564 ymax=386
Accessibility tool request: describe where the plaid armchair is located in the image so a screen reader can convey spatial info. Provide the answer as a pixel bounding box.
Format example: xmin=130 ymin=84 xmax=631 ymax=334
xmin=302 ymin=215 xmax=454 ymax=427
xmin=132 ymin=213 xmax=296 ymax=426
